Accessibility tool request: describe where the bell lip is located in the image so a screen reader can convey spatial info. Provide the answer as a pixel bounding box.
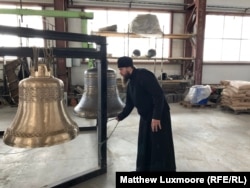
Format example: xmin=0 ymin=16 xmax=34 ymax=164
xmin=73 ymin=109 xmax=122 ymax=119
xmin=3 ymin=128 xmax=79 ymax=148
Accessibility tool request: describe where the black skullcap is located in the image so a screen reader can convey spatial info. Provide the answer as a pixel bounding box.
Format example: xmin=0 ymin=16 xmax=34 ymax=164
xmin=117 ymin=56 xmax=133 ymax=68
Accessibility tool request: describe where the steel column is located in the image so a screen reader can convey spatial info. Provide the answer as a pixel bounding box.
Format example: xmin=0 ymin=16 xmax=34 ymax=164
xmin=54 ymin=0 xmax=67 ymax=91
xmin=194 ymin=0 xmax=206 ymax=85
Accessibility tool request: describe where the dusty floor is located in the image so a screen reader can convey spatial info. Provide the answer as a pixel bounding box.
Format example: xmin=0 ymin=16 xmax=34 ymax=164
xmin=0 ymin=103 xmax=250 ymax=188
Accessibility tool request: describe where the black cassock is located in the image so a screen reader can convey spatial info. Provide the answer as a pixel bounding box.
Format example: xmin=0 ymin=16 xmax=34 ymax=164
xmin=117 ymin=68 xmax=176 ymax=171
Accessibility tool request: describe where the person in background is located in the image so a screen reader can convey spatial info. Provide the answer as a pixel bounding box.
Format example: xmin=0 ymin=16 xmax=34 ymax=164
xmin=116 ymin=56 xmax=176 ymax=172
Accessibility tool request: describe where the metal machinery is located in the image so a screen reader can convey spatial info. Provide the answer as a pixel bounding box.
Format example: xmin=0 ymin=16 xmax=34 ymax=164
xmin=0 ymin=25 xmax=108 ymax=187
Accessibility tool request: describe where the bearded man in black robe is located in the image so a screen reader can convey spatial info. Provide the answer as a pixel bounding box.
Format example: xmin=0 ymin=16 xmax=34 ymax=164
xmin=116 ymin=56 xmax=176 ymax=172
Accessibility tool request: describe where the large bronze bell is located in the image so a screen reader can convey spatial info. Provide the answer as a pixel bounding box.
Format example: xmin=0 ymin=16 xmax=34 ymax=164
xmin=74 ymin=67 xmax=124 ymax=119
xmin=3 ymin=63 xmax=79 ymax=148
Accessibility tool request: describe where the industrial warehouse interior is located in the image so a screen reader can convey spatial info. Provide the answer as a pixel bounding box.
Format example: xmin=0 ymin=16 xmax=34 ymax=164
xmin=0 ymin=0 xmax=250 ymax=188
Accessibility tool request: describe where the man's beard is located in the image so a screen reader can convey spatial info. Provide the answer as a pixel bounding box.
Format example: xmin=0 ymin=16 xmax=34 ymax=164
xmin=122 ymin=72 xmax=131 ymax=86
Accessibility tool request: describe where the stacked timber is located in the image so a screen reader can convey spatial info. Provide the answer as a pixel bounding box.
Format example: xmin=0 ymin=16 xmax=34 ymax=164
xmin=220 ymin=80 xmax=250 ymax=112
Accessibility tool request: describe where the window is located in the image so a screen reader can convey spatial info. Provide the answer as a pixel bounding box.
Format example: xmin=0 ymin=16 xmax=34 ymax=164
xmin=204 ymin=15 xmax=250 ymax=61
xmin=85 ymin=9 xmax=171 ymax=58
xmin=0 ymin=5 xmax=44 ymax=50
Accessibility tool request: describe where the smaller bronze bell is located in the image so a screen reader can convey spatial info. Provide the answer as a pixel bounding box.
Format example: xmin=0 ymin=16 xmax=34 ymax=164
xmin=3 ymin=63 xmax=79 ymax=148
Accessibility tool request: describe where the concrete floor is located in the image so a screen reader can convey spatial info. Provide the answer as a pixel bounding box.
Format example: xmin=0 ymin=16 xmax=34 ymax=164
xmin=0 ymin=103 xmax=250 ymax=188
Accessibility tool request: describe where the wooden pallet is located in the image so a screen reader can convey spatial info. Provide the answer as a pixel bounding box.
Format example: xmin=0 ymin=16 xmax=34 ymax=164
xmin=180 ymin=101 xmax=217 ymax=108
xmin=220 ymin=105 xmax=250 ymax=115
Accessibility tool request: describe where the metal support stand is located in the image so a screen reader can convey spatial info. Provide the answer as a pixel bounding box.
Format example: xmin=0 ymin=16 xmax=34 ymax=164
xmin=0 ymin=25 xmax=108 ymax=187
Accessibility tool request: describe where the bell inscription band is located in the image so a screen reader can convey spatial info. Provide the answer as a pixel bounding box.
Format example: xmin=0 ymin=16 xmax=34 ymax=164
xmin=3 ymin=64 xmax=79 ymax=148
xmin=74 ymin=67 xmax=124 ymax=119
